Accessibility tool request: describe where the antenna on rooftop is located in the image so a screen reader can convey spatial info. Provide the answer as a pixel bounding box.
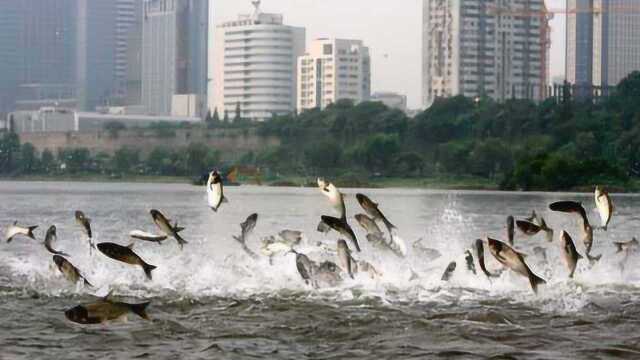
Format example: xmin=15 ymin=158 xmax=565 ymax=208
xmin=251 ymin=0 xmax=262 ymax=19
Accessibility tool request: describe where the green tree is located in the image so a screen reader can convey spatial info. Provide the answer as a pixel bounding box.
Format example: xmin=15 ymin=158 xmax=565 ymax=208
xmin=20 ymin=143 xmax=38 ymax=174
xmin=113 ymin=147 xmax=140 ymax=174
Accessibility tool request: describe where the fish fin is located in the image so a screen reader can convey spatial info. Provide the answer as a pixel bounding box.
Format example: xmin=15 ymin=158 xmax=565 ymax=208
xmin=174 ymin=226 xmax=185 ymax=233
xmin=6 ymin=236 xmax=13 ymax=243
xmin=130 ymin=302 xmax=151 ymax=321
xmin=83 ymin=278 xmax=94 ymax=288
xmin=13 ymin=220 xmax=17 ymax=225
xmin=127 ymin=243 xmax=135 ymax=249
xmin=529 ymin=272 xmax=547 ymax=294
xmin=210 ymin=206 xmax=218 ymax=213
xmin=222 ymin=196 xmax=229 ymax=204
xmin=27 ymin=225 xmax=38 ymax=239
xmin=232 ymin=235 xmax=243 ymax=244
xmin=576 ymin=253 xmax=584 ymax=260
xmin=143 ymin=263 xmax=157 ymax=280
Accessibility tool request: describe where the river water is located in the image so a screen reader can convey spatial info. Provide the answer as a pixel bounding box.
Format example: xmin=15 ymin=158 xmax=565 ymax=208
xmin=0 ymin=181 xmax=639 ymax=359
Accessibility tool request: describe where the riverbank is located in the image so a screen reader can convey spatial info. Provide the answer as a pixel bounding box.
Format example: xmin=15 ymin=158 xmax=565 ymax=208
xmin=2 ymin=174 xmax=637 ymax=192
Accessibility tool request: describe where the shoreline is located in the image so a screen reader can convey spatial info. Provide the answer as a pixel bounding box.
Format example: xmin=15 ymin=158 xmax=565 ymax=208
xmin=1 ymin=175 xmax=637 ymax=193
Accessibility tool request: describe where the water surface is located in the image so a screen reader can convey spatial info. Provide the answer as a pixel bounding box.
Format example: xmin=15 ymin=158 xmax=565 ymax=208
xmin=1 ymin=181 xmax=639 ymax=359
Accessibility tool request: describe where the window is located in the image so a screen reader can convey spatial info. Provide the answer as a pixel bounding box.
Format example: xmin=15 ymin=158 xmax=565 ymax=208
xmin=323 ymin=44 xmax=333 ymax=55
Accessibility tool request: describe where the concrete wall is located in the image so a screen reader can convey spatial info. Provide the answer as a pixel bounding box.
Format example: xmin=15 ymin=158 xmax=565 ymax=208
xmin=20 ymin=128 xmax=280 ymax=162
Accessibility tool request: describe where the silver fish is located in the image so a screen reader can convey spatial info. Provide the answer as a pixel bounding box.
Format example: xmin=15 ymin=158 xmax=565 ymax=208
xmin=5 ymin=221 xmax=37 ymax=243
xmin=486 ymin=237 xmax=546 ymax=293
xmin=337 ymin=239 xmax=356 ymax=279
xmin=595 ymin=186 xmax=614 ymax=230
xmin=44 ymin=225 xmax=69 ymax=256
xmin=129 ymin=230 xmax=168 ymax=244
xmin=321 ymin=215 xmax=360 ymax=252
xmin=207 ymin=170 xmax=228 ymax=212
xmin=150 ymin=209 xmax=187 ymax=249
xmin=559 ymin=230 xmax=583 ymax=278
xmin=53 ymin=255 xmax=92 ymax=287
xmin=233 ymin=213 xmax=258 ymax=259
xmin=317 ymin=178 xmax=346 ymax=220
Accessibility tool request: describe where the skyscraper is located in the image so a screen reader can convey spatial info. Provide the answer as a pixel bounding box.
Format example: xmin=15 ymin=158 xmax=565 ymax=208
xmin=422 ymin=0 xmax=551 ymax=108
xmin=212 ymin=1 xmax=305 ymax=121
xmin=0 ymin=0 xmax=78 ymax=113
xmin=0 ymin=0 xmax=142 ymax=113
xmin=567 ymin=0 xmax=640 ymax=93
xmin=142 ymin=0 xmax=209 ymax=118
xmin=566 ymin=0 xmax=594 ymax=89
xmin=297 ymin=38 xmax=371 ymax=112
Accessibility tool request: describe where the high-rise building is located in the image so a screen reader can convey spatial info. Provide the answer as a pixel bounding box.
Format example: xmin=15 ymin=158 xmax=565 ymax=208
xmin=566 ymin=0 xmax=594 ymax=89
xmin=142 ymin=0 xmax=209 ymax=118
xmin=568 ymin=0 xmax=640 ymax=90
xmin=212 ymin=1 xmax=305 ymax=121
xmin=297 ymin=38 xmax=371 ymax=112
xmin=0 ymin=0 xmax=142 ymax=113
xmin=77 ymin=0 xmax=141 ymax=110
xmin=593 ymin=0 xmax=640 ymax=87
xmin=422 ymin=0 xmax=550 ymax=108
xmin=0 ymin=0 xmax=79 ymax=113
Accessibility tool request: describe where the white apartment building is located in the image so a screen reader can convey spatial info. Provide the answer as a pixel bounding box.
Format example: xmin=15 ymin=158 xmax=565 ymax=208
xmin=212 ymin=1 xmax=305 ymax=121
xmin=297 ymin=38 xmax=371 ymax=112
xmin=422 ymin=0 xmax=551 ymax=108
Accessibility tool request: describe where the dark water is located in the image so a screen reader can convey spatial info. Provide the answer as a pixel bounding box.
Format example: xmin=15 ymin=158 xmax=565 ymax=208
xmin=1 ymin=181 xmax=639 ymax=359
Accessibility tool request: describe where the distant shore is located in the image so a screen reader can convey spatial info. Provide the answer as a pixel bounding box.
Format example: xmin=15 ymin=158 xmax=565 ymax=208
xmin=1 ymin=174 xmax=637 ymax=192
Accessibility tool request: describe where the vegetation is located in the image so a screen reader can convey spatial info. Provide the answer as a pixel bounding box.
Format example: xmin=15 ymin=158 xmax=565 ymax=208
xmin=1 ymin=71 xmax=639 ymax=191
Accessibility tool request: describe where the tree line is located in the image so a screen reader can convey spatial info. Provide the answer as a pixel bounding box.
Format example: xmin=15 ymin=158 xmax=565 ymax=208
xmin=1 ymin=71 xmax=639 ymax=190
xmin=0 ymin=134 xmax=220 ymax=178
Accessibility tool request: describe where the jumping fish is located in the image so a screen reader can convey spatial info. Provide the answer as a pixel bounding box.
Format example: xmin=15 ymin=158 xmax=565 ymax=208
xmin=206 ymin=170 xmax=228 ymax=212
xmin=232 ymin=213 xmax=259 ymax=259
xmin=5 ymin=221 xmax=37 ymax=243
xmin=150 ymin=209 xmax=187 ymax=249
xmin=594 ymin=186 xmax=614 ymax=230
xmin=559 ymin=230 xmax=583 ymax=278
xmin=44 ymin=225 xmax=69 ymax=256
xmin=317 ymin=178 xmax=346 ymax=220
xmin=65 ymin=293 xmax=150 ymax=324
xmin=97 ymin=242 xmax=157 ymax=280
xmin=486 ymin=237 xmax=546 ymax=293
xmin=53 ymin=255 xmax=93 ymax=287
xmin=321 ymin=215 xmax=360 ymax=252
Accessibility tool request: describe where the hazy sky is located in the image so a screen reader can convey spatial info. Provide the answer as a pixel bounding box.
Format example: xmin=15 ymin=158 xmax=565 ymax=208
xmin=215 ymin=0 xmax=567 ymax=108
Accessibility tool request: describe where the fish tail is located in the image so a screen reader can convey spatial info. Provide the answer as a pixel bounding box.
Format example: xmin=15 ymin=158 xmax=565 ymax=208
xmin=614 ymin=244 xmax=623 ymax=253
xmin=143 ymin=263 xmax=157 ymax=280
xmin=382 ymin=217 xmax=397 ymax=236
xmin=587 ymin=253 xmax=602 ymax=264
xmin=130 ymin=302 xmax=151 ymax=320
xmin=175 ymin=234 xmax=188 ymax=249
xmin=27 ymin=226 xmax=38 ymax=239
xmin=529 ymin=272 xmax=546 ymax=294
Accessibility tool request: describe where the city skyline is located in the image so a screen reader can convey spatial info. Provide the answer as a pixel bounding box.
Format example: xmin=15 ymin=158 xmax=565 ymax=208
xmin=214 ymin=0 xmax=568 ymax=109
